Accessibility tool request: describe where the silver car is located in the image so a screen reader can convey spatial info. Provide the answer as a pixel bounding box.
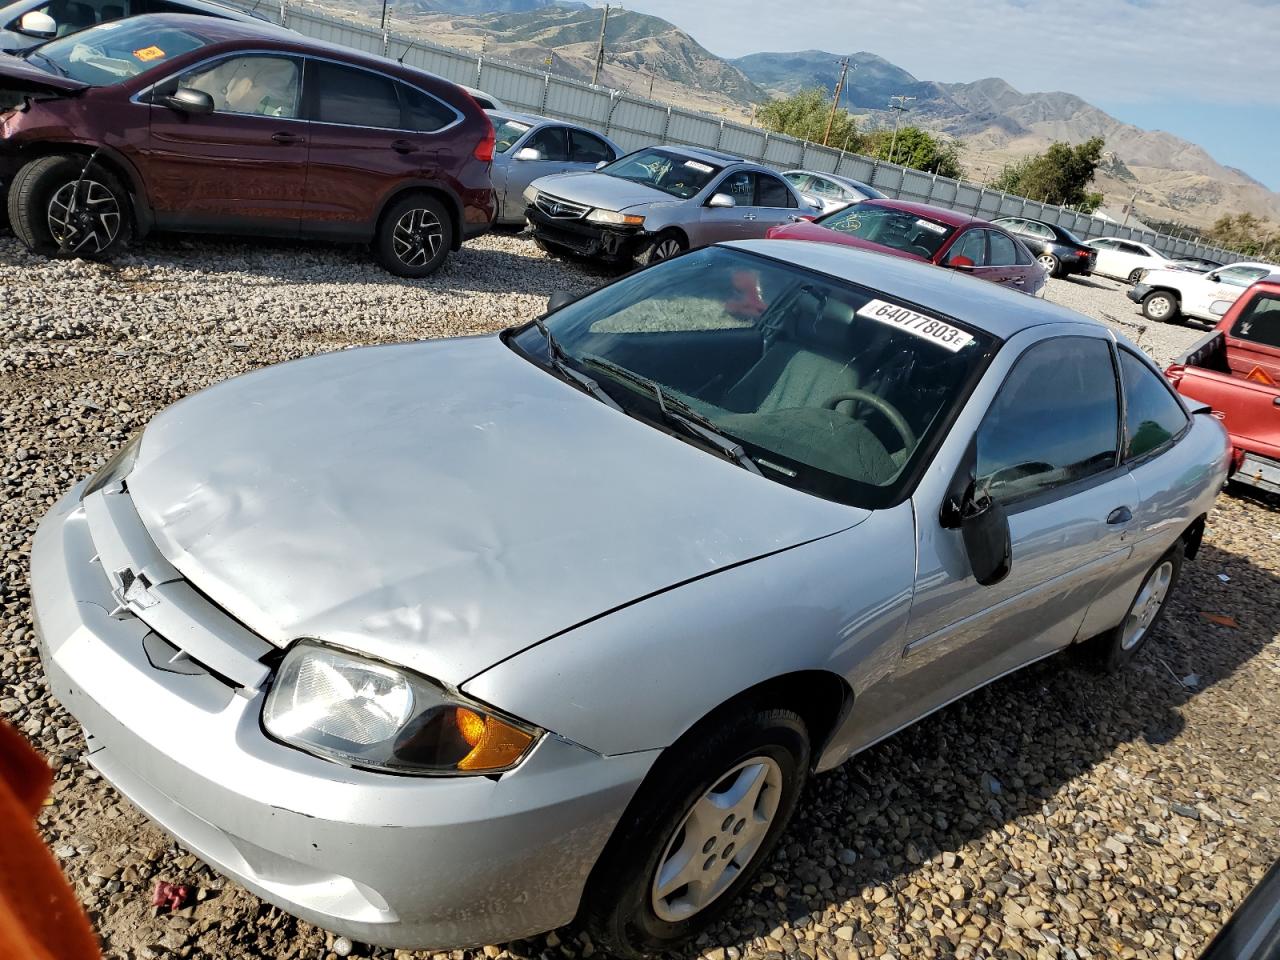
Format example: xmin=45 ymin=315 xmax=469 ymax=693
xmin=524 ymin=144 xmax=820 ymax=265
xmin=783 ymin=168 xmax=885 ymax=214
xmin=486 ymin=109 xmax=620 ymax=226
xmin=0 ymin=0 xmax=263 ymax=50
xmin=33 ymin=241 xmax=1228 ymax=958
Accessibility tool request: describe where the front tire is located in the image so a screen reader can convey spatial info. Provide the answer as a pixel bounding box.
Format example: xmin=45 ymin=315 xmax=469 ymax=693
xmin=1082 ymin=546 xmax=1183 ymax=672
xmin=583 ymin=705 xmax=810 ymax=959
xmin=1142 ymin=290 xmax=1180 ymax=323
xmin=374 ymin=193 xmax=452 ymax=277
xmin=634 ymin=229 xmax=686 ymax=267
xmin=7 ymin=154 xmax=132 ymax=259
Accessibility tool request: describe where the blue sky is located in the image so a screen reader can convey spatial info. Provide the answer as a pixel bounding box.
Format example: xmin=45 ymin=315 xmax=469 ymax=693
xmin=613 ymin=0 xmax=1280 ymax=191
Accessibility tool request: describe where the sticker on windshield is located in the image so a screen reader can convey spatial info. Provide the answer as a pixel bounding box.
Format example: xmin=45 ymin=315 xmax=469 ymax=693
xmin=133 ymin=45 xmax=166 ymax=61
xmin=683 ymin=160 xmax=714 ymax=173
xmin=856 ymin=299 xmax=976 ymax=352
xmin=915 ymin=218 xmax=947 ymax=234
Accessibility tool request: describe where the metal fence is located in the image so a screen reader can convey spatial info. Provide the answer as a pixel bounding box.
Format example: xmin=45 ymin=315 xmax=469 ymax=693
xmin=243 ymin=0 xmax=1243 ymax=264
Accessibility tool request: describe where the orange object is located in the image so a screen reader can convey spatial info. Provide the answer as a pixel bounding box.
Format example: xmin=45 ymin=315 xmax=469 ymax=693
xmin=1244 ymin=365 xmax=1277 ymax=387
xmin=1199 ymin=612 xmax=1240 ymax=628
xmin=0 ymin=721 xmax=101 ymax=960
xmin=131 ymin=45 xmax=165 ymax=62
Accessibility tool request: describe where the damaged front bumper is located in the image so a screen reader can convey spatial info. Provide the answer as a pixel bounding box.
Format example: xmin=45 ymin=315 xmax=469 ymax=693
xmin=32 ymin=483 xmax=657 ymax=949
xmin=524 ymin=204 xmax=646 ymax=261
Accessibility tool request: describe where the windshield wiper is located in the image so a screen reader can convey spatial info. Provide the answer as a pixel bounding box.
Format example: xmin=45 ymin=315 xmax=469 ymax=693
xmin=580 ymin=354 xmax=762 ymax=476
xmin=530 ymin=319 xmax=622 ymax=413
xmin=27 ymin=50 xmax=69 ymax=77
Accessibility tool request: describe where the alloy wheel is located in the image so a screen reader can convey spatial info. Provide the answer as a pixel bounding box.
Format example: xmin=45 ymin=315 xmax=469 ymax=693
xmin=47 ymin=179 xmax=121 ymax=256
xmin=1037 ymin=253 xmax=1057 ymax=272
xmin=652 ymin=237 xmax=683 ymax=261
xmin=1121 ymin=560 xmax=1173 ymax=651
xmin=650 ymin=756 xmax=783 ymax=922
xmin=392 ymin=207 xmax=444 ymax=267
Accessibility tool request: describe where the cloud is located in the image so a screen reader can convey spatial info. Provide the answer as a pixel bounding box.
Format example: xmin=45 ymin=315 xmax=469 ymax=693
xmin=611 ymin=0 xmax=1280 ymax=108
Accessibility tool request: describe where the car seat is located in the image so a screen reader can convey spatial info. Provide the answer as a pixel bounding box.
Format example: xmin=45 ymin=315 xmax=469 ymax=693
xmin=53 ymin=0 xmax=95 ymax=34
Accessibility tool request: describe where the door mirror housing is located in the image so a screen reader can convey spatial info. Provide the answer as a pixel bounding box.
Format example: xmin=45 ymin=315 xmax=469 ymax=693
xmin=546 ymin=291 xmax=577 ymax=312
xmin=166 ymin=87 xmax=215 ymax=115
xmin=18 ymin=10 xmax=57 ymax=37
xmin=595 ymin=160 xmax=608 ymax=170
xmin=514 ymin=146 xmax=543 ymax=161
xmin=1206 ymin=271 xmax=1220 ymax=282
xmin=959 ymin=487 xmax=1012 ymax=586
xmin=948 ymin=254 xmax=976 ymax=269
xmin=707 ymin=192 xmax=736 ymax=209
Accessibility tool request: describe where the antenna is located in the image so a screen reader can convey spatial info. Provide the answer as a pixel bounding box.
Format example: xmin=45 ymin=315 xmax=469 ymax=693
xmin=397 ymin=38 xmax=417 ymax=64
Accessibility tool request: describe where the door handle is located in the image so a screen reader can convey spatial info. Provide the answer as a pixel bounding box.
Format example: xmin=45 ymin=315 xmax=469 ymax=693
xmin=742 ymin=213 xmax=757 ymax=221
xmin=271 ymin=131 xmax=304 ymax=145
xmin=1106 ymin=506 xmax=1133 ymax=525
xmin=391 ymin=139 xmax=418 ymax=154
xmin=1012 ymin=277 xmax=1025 ymax=285
xmin=1273 ymin=397 xmax=1280 ymax=407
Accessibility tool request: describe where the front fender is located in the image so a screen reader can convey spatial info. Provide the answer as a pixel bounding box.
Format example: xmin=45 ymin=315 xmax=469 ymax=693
xmin=462 ymin=504 xmax=916 ymax=761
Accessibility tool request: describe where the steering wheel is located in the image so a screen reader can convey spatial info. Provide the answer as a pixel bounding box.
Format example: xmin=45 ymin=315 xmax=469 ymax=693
xmin=908 ymin=243 xmax=935 ymax=259
xmin=823 ymin=390 xmax=917 ymax=449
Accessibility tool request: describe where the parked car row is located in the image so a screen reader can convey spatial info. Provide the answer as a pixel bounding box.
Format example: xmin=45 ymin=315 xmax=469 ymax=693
xmin=1128 ymin=260 xmax=1279 ymax=324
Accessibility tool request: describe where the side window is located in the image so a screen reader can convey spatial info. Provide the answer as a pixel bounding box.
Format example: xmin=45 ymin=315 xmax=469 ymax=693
xmin=1012 ymin=236 xmax=1033 ymax=265
xmin=807 ymin=176 xmax=843 ymax=200
xmin=976 ymin=337 xmax=1119 ymax=503
xmin=1216 ymin=266 xmax=1269 ymax=288
xmin=569 ymin=129 xmax=613 ymax=164
xmin=399 ymin=83 xmax=455 ymax=133
xmin=179 ymin=55 xmax=301 ymax=119
xmin=987 ymin=230 xmax=1018 ymax=266
xmin=755 ymin=174 xmax=795 ymax=208
xmin=311 ymin=61 xmax=401 ymax=128
xmin=1118 ymin=348 xmax=1188 ymax=459
xmin=948 ymin=229 xmax=986 ymax=266
xmin=1230 ymin=292 xmax=1280 ymax=348
xmin=524 ymin=126 xmax=569 ymax=161
xmin=1028 ymin=222 xmax=1054 ymax=240
xmin=716 ymin=171 xmax=755 ymax=203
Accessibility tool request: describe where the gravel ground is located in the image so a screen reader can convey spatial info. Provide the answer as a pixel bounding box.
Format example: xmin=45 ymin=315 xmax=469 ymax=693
xmin=1 ymin=233 xmax=1277 ymax=960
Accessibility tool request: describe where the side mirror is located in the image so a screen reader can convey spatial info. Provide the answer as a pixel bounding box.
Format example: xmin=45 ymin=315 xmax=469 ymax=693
xmin=708 ymin=192 xmax=736 ymax=209
xmin=948 ymin=255 xmax=976 ymax=269
xmin=547 ymin=291 xmax=577 ymax=312
xmin=514 ymin=146 xmax=543 ymax=161
xmin=166 ymin=87 xmax=215 ymax=115
xmin=595 ymin=160 xmax=608 ymax=170
xmin=942 ymin=469 xmax=1011 ymax=587
xmin=18 ymin=10 xmax=57 ymax=37
xmin=1207 ymin=271 xmax=1220 ymax=282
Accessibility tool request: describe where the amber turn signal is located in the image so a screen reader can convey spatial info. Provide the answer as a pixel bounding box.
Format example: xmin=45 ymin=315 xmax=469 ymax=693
xmin=454 ymin=707 xmax=536 ymax=771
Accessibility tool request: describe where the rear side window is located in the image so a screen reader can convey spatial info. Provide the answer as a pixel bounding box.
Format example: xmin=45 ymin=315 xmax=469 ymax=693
xmin=311 ymin=61 xmax=401 ymax=129
xmin=756 ymin=174 xmax=796 ymax=208
xmin=987 ymin=231 xmax=1018 ymax=267
xmin=1230 ymin=292 xmax=1280 ymax=348
xmin=1118 ymin=348 xmax=1188 ymax=459
xmin=977 ymin=337 xmax=1119 ymax=503
xmin=948 ymin=230 xmax=986 ymax=266
xmin=524 ymin=126 xmax=568 ymax=161
xmin=399 ymin=83 xmax=455 ymax=133
xmin=569 ymin=129 xmax=613 ymax=163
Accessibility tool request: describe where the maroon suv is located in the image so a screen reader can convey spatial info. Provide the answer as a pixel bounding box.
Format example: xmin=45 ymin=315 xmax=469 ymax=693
xmin=0 ymin=13 xmax=496 ymax=275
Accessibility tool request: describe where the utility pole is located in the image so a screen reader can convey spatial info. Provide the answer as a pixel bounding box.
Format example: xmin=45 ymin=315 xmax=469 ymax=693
xmin=821 ymin=57 xmax=850 ymax=147
xmin=1122 ymin=189 xmax=1138 ymax=227
xmin=886 ymin=94 xmax=915 ymax=165
xmin=379 ymin=0 xmax=388 ymax=31
xmin=591 ymin=4 xmax=609 ymax=86
xmin=648 ymin=60 xmax=656 ymax=98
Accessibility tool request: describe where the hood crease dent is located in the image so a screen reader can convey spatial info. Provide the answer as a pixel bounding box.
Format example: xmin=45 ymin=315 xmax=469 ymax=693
xmin=126 ymin=337 xmax=866 ymax=685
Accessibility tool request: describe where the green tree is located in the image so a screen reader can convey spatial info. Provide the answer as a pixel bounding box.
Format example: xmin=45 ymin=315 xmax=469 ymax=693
xmin=758 ymin=88 xmax=860 ymax=150
xmin=1205 ymin=213 xmax=1280 ymax=259
xmin=863 ymin=126 xmax=963 ymax=179
xmin=990 ymin=137 xmax=1106 ymax=210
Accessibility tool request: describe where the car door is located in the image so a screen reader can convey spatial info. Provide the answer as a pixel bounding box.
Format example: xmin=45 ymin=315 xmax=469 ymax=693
xmin=748 ymin=170 xmax=806 ymax=237
xmin=941 ymin=226 xmax=986 ymax=275
xmin=1226 ymin=288 xmax=1280 ymax=384
xmin=301 ymin=58 xmax=447 ymax=237
xmin=497 ymin=124 xmax=570 ymax=221
xmin=1186 ymin=265 xmax=1271 ymax=320
xmin=974 ymin=229 xmax=1027 ymax=290
xmin=1115 ymin=241 xmax=1153 ymax=280
xmin=568 ymin=127 xmax=616 ymax=170
xmin=855 ymin=333 xmax=1139 ymax=747
xmin=1090 ymin=239 xmax=1121 ymax=278
xmin=698 ymin=169 xmax=755 ymax=243
xmin=142 ymin=53 xmax=307 ymax=233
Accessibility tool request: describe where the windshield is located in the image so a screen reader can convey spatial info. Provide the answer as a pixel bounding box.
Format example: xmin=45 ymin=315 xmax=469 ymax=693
xmin=818 ymin=203 xmax=956 ymax=259
xmin=1056 ymin=224 xmax=1085 ymax=245
xmin=491 ymin=115 xmax=533 ymax=154
xmin=599 ymin=148 xmax=722 ymax=200
xmin=509 ymin=246 xmax=993 ymax=508
xmin=28 ymin=19 xmax=210 ymax=86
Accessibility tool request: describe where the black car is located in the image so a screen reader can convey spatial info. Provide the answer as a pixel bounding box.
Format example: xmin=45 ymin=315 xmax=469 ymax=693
xmin=992 ymin=217 xmax=1096 ymax=278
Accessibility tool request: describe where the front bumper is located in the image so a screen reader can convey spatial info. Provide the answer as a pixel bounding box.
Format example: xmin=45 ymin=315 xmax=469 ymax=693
xmin=1128 ymin=282 xmax=1151 ymax=304
xmin=32 ymin=483 xmax=656 ymax=949
xmin=525 ymin=205 xmax=644 ymax=261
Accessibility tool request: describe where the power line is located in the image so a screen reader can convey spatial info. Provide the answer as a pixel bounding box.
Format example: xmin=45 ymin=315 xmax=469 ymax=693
xmin=886 ymin=94 xmax=915 ymax=165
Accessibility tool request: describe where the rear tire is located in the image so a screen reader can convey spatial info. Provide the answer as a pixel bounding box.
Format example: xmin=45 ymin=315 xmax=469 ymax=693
xmin=8 ymin=154 xmax=132 ymax=259
xmin=1142 ymin=290 xmax=1180 ymax=323
xmin=582 ymin=705 xmax=810 ymax=959
xmin=1081 ymin=546 xmax=1183 ymax=672
xmin=374 ymin=193 xmax=452 ymax=277
xmin=1127 ymin=268 xmax=1145 ymax=284
xmin=1037 ymin=252 xmax=1060 ymax=277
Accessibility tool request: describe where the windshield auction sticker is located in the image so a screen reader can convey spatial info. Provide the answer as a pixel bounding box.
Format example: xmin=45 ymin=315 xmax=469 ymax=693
xmin=856 ymin=299 xmax=976 ymax=352
xmin=133 ymin=45 xmax=166 ymax=61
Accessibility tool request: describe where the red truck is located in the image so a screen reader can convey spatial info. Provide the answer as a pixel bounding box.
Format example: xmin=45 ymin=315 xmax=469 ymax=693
xmin=1166 ymin=275 xmax=1280 ymax=494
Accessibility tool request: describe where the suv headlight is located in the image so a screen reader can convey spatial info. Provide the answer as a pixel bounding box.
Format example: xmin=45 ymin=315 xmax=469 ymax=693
xmin=81 ymin=433 xmax=141 ymax=500
xmin=586 ymin=209 xmax=644 ymax=226
xmin=263 ymin=642 xmax=538 ymax=775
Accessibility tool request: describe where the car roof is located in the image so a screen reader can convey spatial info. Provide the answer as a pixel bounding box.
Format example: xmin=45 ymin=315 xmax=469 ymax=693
xmin=726 ymin=239 xmax=1098 ymax=340
xmin=486 ymin=108 xmax=549 ymax=126
xmin=661 ymin=145 xmax=746 ymax=165
xmin=862 ymin=198 xmax=984 ymax=229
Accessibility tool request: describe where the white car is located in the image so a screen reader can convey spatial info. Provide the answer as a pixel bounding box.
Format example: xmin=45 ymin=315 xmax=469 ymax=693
xmin=1128 ymin=261 xmax=1279 ymax=323
xmin=1084 ymin=238 xmax=1176 ymax=283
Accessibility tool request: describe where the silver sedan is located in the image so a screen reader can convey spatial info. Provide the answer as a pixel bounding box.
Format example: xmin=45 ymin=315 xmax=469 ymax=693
xmin=783 ymin=168 xmax=885 ymax=214
xmin=33 ymin=241 xmax=1228 ymax=957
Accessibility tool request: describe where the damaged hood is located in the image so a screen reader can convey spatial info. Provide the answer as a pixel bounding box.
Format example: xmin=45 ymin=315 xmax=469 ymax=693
xmin=532 ymin=171 xmax=677 ymax=213
xmin=0 ymin=52 xmax=88 ymax=94
xmin=127 ymin=337 xmax=865 ymax=685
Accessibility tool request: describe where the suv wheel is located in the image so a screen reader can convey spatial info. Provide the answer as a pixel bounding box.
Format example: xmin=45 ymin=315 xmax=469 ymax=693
xmin=8 ymin=154 xmax=132 ymax=259
xmin=1037 ymin=252 xmax=1060 ymax=277
xmin=375 ymin=194 xmax=452 ymax=277
xmin=1142 ymin=290 xmax=1180 ymax=323
xmin=583 ymin=705 xmax=809 ymax=958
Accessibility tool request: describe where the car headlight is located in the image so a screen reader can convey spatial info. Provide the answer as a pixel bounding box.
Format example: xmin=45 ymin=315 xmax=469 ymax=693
xmin=262 ymin=642 xmax=538 ymax=775
xmin=81 ymin=433 xmax=141 ymax=500
xmin=586 ymin=209 xmax=644 ymax=226
xmin=523 ymin=185 xmax=540 ymax=204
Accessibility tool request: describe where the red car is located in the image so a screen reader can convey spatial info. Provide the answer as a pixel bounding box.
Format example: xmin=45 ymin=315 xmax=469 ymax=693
xmin=1167 ymin=275 xmax=1280 ymax=494
xmin=0 ymin=13 xmax=496 ymax=276
xmin=767 ymin=198 xmax=1047 ymax=296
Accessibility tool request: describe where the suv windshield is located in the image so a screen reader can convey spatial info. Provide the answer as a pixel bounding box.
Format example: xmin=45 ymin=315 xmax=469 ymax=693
xmin=509 ymin=246 xmax=993 ymax=508
xmin=818 ymin=203 xmax=956 ymax=259
xmin=28 ymin=19 xmax=210 ymax=86
xmin=491 ymin=115 xmax=533 ymax=154
xmin=599 ymin=148 xmax=722 ymax=200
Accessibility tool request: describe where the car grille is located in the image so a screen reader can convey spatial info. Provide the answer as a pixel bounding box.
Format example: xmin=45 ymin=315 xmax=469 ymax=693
xmin=534 ymin=193 xmax=589 ymax=220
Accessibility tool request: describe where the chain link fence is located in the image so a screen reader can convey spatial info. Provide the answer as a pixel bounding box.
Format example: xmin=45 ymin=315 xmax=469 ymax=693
xmin=240 ymin=0 xmax=1244 ymax=264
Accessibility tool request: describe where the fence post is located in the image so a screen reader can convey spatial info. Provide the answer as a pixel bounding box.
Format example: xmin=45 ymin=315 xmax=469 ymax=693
xmin=661 ymin=106 xmax=672 ymax=145
xmin=279 ymin=0 xmax=286 ymax=26
xmin=930 ymin=171 xmax=939 ymax=206
xmin=475 ymin=55 xmax=483 ymax=86
xmin=898 ymin=164 xmax=907 ymax=199
xmin=541 ymin=72 xmax=550 ymax=114
xmin=716 ymin=119 xmax=725 ymax=151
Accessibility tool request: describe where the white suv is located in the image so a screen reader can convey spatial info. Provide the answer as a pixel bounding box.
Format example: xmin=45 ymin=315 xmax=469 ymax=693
xmin=1084 ymin=238 xmax=1175 ymax=282
xmin=1127 ymin=262 xmax=1278 ymax=323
